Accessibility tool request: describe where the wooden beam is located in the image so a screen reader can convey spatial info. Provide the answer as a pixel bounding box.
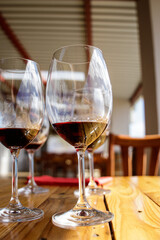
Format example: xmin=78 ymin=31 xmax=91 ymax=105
xmin=0 ymin=12 xmax=31 ymax=60
xmin=0 ymin=12 xmax=46 ymax=85
xmin=129 ymin=82 xmax=143 ymax=105
xmin=83 ymin=0 xmax=92 ymax=46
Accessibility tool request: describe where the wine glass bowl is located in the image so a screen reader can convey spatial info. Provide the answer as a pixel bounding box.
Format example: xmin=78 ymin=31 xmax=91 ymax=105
xmin=0 ymin=57 xmax=44 ymax=222
xmin=18 ymin=112 xmax=50 ymax=195
xmin=46 ymin=45 xmax=113 ymax=228
xmin=52 ymin=88 xmax=108 ymax=150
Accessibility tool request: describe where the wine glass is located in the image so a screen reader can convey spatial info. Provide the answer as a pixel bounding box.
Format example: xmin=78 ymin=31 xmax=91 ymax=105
xmin=74 ymin=128 xmax=111 ymax=197
xmin=46 ymin=44 xmax=114 ymax=228
xmin=86 ymin=128 xmax=111 ymax=195
xmin=0 ymin=57 xmax=44 ymax=222
xmin=18 ymin=112 xmax=50 ymax=194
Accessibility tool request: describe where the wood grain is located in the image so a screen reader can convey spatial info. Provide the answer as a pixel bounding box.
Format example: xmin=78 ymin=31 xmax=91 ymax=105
xmin=0 ymin=178 xmax=111 ymax=240
xmin=129 ymin=176 xmax=160 ymax=206
xmin=105 ymin=177 xmax=160 ymax=240
xmin=0 ymin=177 xmax=160 ymax=239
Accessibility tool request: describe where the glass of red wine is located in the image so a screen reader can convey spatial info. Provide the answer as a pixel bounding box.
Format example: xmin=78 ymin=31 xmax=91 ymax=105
xmin=46 ymin=44 xmax=114 ymax=228
xmin=18 ymin=112 xmax=50 ymax=195
xmin=0 ymin=57 xmax=44 ymax=222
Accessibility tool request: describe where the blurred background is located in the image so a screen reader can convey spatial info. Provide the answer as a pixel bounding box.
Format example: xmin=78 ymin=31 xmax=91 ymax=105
xmin=0 ymin=0 xmax=160 ymax=177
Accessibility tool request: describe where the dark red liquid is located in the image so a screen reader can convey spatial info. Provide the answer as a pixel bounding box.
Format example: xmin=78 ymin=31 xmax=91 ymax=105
xmin=25 ymin=142 xmax=42 ymax=151
xmin=25 ymin=138 xmax=47 ymax=152
xmin=52 ymin=121 xmax=107 ymax=149
xmin=0 ymin=128 xmax=39 ymax=150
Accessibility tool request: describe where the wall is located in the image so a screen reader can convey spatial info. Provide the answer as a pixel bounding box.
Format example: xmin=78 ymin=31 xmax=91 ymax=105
xmin=149 ymin=0 xmax=160 ymax=134
xmin=137 ymin=0 xmax=160 ymax=134
xmin=111 ymin=97 xmax=130 ymax=135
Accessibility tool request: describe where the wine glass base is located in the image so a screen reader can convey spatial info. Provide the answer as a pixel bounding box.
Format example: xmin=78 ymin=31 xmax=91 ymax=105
xmin=0 ymin=206 xmax=44 ymax=222
xmin=74 ymin=187 xmax=111 ymax=197
xmin=86 ymin=187 xmax=111 ymax=196
xmin=18 ymin=185 xmax=49 ymax=195
xmin=52 ymin=208 xmax=114 ymax=229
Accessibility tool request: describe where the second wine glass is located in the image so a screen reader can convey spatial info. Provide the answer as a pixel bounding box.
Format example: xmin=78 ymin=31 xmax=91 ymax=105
xmin=86 ymin=128 xmax=111 ymax=195
xmin=46 ymin=44 xmax=114 ymax=228
xmin=18 ymin=112 xmax=50 ymax=195
xmin=74 ymin=128 xmax=111 ymax=197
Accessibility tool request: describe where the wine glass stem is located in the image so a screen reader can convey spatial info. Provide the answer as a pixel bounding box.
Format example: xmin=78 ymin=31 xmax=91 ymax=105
xmin=9 ymin=149 xmax=21 ymax=207
xmin=77 ymin=150 xmax=87 ymax=204
xmin=28 ymin=152 xmax=37 ymax=188
xmin=76 ymin=150 xmax=89 ymax=207
xmin=88 ymin=151 xmax=97 ymax=188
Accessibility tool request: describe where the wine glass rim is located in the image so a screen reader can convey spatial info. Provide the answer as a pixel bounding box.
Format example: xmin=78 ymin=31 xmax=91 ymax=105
xmin=52 ymin=44 xmax=103 ymax=64
xmin=0 ymin=57 xmax=40 ymax=67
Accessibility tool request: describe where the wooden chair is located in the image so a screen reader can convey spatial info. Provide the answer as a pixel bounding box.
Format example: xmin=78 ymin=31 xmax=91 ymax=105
xmin=35 ymin=152 xmax=78 ymax=177
xmin=108 ymin=133 xmax=160 ymax=176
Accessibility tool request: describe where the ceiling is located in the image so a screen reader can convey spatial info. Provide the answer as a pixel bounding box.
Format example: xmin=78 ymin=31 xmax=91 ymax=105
xmin=0 ymin=0 xmax=141 ymax=100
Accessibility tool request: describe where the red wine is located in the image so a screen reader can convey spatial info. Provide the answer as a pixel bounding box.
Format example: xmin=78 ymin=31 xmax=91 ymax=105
xmin=25 ymin=138 xmax=47 ymax=152
xmin=52 ymin=121 xmax=107 ymax=149
xmin=25 ymin=142 xmax=42 ymax=151
xmin=0 ymin=128 xmax=39 ymax=150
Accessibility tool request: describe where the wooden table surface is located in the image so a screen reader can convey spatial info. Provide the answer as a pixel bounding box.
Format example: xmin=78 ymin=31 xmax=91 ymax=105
xmin=0 ymin=176 xmax=160 ymax=240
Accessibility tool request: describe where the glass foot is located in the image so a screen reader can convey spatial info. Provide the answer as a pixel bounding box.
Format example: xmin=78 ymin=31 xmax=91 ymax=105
xmin=52 ymin=208 xmax=114 ymax=229
xmin=86 ymin=187 xmax=111 ymax=196
xmin=18 ymin=185 xmax=49 ymax=195
xmin=0 ymin=205 xmax=44 ymax=222
xmin=74 ymin=187 xmax=111 ymax=197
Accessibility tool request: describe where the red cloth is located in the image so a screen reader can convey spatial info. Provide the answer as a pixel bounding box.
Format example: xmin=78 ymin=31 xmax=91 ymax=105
xmin=30 ymin=175 xmax=112 ymax=186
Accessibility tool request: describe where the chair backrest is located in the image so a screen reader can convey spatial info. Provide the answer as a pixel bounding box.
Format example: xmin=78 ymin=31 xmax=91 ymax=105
xmin=108 ymin=133 xmax=160 ymax=176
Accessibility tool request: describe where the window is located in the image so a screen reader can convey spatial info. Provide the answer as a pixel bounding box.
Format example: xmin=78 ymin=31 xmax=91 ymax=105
xmin=129 ymin=96 xmax=145 ymax=137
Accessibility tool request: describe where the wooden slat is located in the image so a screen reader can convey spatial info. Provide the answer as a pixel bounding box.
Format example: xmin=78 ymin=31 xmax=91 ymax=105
xmin=134 ymin=147 xmax=146 ymax=175
xmin=92 ymin=26 xmax=138 ymax=33
xmin=93 ymin=14 xmax=137 ymax=21
xmin=106 ymin=177 xmax=160 ymax=240
xmin=0 ymin=6 xmax=84 ymax=13
xmin=8 ymin=19 xmax=84 ymax=26
xmin=8 ymin=25 xmax=85 ymax=31
xmin=84 ymin=0 xmax=92 ymax=45
xmin=4 ymin=13 xmax=84 ymax=20
xmin=92 ymin=1 xmax=136 ymax=8
xmin=149 ymin=147 xmax=160 ymax=175
xmin=91 ymin=7 xmax=137 ymax=15
xmin=0 ymin=0 xmax=83 ymax=6
xmin=93 ymin=21 xmax=138 ymax=28
xmin=130 ymin=176 xmax=160 ymax=206
xmin=121 ymin=146 xmax=132 ymax=176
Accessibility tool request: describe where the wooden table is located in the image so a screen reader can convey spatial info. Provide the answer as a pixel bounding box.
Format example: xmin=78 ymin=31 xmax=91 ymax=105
xmin=0 ymin=176 xmax=160 ymax=240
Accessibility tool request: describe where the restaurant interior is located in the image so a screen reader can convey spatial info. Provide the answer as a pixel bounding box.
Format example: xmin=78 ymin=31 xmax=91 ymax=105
xmin=0 ymin=0 xmax=160 ymax=179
